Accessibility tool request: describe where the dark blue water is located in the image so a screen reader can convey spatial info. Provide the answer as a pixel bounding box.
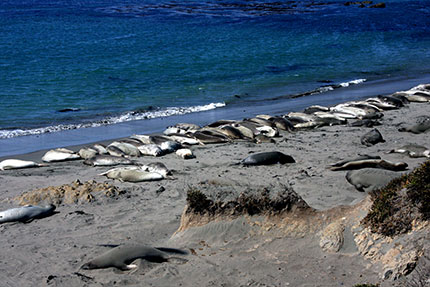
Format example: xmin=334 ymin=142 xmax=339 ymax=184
xmin=1 ymin=0 xmax=430 ymax=140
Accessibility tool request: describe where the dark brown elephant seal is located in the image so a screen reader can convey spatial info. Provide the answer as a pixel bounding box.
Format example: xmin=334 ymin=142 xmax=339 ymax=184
xmin=240 ymin=151 xmax=295 ymax=166
xmin=361 ymin=128 xmax=385 ymax=146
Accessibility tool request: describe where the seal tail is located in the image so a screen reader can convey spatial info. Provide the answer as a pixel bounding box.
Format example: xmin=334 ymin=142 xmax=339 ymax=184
xmin=155 ymin=247 xmax=189 ymax=255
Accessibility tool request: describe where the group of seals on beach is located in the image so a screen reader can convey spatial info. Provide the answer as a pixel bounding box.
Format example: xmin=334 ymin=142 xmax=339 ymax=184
xmin=0 ymin=83 xmax=429 ymax=276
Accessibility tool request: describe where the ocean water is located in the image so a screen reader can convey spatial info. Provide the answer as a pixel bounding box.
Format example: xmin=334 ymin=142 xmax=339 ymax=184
xmin=1 ymin=0 xmax=430 ymax=142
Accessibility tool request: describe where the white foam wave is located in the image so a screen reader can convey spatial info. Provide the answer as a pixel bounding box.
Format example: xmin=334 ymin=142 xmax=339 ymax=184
xmin=0 ymin=102 xmax=226 ymax=139
xmin=339 ymin=78 xmax=367 ymax=87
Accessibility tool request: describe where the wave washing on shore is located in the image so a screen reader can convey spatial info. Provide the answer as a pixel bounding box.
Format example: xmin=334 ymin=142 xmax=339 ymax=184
xmin=0 ymin=79 xmax=366 ymax=139
xmin=0 ymin=102 xmax=225 ymax=139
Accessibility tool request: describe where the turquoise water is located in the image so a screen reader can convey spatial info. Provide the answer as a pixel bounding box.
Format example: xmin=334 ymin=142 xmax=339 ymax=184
xmin=1 ymin=0 xmax=430 ymax=138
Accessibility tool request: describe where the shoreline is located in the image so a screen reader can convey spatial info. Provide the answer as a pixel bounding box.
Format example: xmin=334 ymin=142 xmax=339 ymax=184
xmin=0 ymin=81 xmax=429 ymax=286
xmin=2 ymin=73 xmax=430 ymax=159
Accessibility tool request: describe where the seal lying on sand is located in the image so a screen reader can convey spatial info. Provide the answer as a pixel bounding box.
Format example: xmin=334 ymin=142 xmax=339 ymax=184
xmin=398 ymin=117 xmax=430 ymax=134
xmin=42 ymin=148 xmax=80 ymax=162
xmin=360 ymin=128 xmax=385 ymax=146
xmin=81 ymin=244 xmax=188 ymax=270
xmin=0 ymin=159 xmax=47 ymax=170
xmin=240 ymin=151 xmax=295 ymax=166
xmin=83 ymin=155 xmax=135 ymax=166
xmin=329 ymin=155 xmax=381 ymax=168
xmin=330 ymin=159 xmax=407 ymax=171
xmin=388 ymin=144 xmax=430 ymax=158
xmin=100 ymin=167 xmax=163 ymax=182
xmin=346 ymin=168 xmax=403 ymax=192
xmin=0 ymin=204 xmax=56 ymax=224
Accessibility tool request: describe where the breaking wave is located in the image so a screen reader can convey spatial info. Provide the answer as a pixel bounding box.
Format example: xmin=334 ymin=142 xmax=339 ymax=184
xmin=0 ymin=102 xmax=225 ymax=139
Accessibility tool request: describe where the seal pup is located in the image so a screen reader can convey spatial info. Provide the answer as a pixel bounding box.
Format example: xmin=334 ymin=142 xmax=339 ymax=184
xmin=360 ymin=128 xmax=385 ymax=146
xmin=240 ymin=151 xmax=295 ymax=166
xmin=346 ymin=168 xmax=403 ymax=192
xmin=81 ymin=244 xmax=188 ymax=270
xmin=83 ymin=155 xmax=135 ymax=166
xmin=100 ymin=167 xmax=163 ymax=182
xmin=0 ymin=159 xmax=47 ymax=170
xmin=176 ymin=148 xmax=195 ymax=159
xmin=0 ymin=204 xmax=56 ymax=224
xmin=42 ymin=148 xmax=81 ymax=162
xmin=388 ymin=144 xmax=430 ymax=158
xmin=330 ymin=159 xmax=407 ymax=171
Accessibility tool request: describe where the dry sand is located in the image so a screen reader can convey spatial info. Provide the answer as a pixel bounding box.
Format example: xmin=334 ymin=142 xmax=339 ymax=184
xmin=0 ymin=97 xmax=429 ymax=286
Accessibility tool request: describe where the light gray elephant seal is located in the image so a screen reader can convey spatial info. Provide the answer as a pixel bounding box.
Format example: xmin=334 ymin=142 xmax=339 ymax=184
xmin=388 ymin=144 xmax=430 ymax=158
xmin=346 ymin=168 xmax=403 ymax=192
xmin=0 ymin=204 xmax=56 ymax=224
xmin=240 ymin=151 xmax=295 ymax=166
xmin=360 ymin=128 xmax=385 ymax=146
xmin=81 ymin=244 xmax=188 ymax=270
xmin=398 ymin=117 xmax=430 ymax=134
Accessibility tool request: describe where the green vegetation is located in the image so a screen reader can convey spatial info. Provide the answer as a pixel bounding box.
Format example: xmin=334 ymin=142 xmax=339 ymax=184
xmin=362 ymin=160 xmax=430 ymax=237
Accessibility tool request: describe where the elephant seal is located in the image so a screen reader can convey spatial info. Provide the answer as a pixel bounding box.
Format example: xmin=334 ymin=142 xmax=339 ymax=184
xmin=42 ymin=148 xmax=81 ymax=162
xmin=398 ymin=117 xmax=430 ymax=134
xmin=108 ymin=142 xmax=141 ymax=157
xmin=100 ymin=167 xmax=163 ymax=182
xmin=330 ymin=159 xmax=407 ymax=171
xmin=240 ymin=151 xmax=295 ymax=166
xmin=360 ymin=128 xmax=385 ymax=146
xmin=140 ymin=162 xmax=172 ymax=178
xmin=81 ymin=244 xmax=188 ymax=270
xmin=0 ymin=159 xmax=47 ymax=170
xmin=388 ymin=144 xmax=430 ymax=158
xmin=138 ymin=144 xmax=164 ymax=157
xmin=83 ymin=155 xmax=135 ymax=166
xmin=0 ymin=204 xmax=56 ymax=224
xmin=176 ymin=148 xmax=195 ymax=159
xmin=346 ymin=168 xmax=404 ymax=192
xmin=329 ymin=155 xmax=381 ymax=168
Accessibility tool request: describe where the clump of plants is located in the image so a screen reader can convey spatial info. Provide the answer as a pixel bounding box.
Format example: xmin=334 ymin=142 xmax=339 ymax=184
xmin=186 ymin=188 xmax=213 ymax=214
xmin=406 ymin=161 xmax=430 ymax=220
xmin=362 ymin=160 xmax=430 ymax=237
xmin=185 ymin=185 xmax=310 ymax=217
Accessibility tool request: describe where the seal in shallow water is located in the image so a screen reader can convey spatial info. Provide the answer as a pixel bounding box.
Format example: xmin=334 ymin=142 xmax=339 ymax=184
xmin=0 ymin=204 xmax=56 ymax=224
xmin=240 ymin=151 xmax=295 ymax=166
xmin=81 ymin=244 xmax=188 ymax=270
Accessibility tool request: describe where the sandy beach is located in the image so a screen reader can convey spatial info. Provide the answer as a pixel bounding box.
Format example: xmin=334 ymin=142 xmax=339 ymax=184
xmin=0 ymin=86 xmax=429 ymax=286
